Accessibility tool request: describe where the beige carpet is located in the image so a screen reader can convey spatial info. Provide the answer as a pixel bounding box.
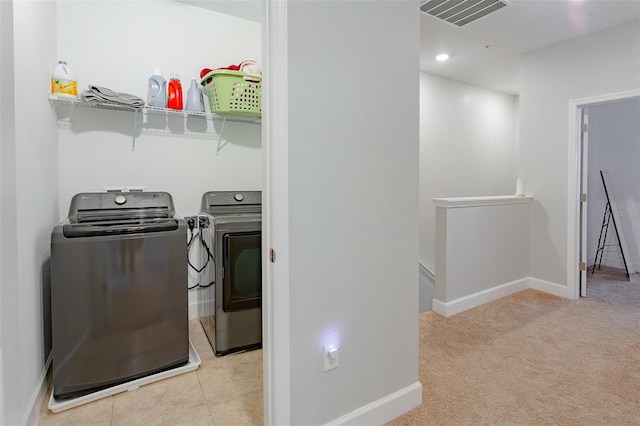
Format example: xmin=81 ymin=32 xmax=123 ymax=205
xmin=588 ymin=264 xmax=640 ymax=306
xmin=388 ymin=275 xmax=640 ymax=425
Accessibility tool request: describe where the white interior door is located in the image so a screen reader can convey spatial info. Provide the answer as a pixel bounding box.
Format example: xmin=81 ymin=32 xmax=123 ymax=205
xmin=580 ymin=111 xmax=589 ymax=297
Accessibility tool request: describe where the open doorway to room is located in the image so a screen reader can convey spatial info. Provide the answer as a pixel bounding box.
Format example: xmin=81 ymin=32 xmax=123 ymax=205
xmin=570 ymin=92 xmax=640 ymax=300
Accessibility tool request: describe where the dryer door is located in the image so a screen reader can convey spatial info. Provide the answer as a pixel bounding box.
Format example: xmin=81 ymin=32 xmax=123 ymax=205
xmin=222 ymin=231 xmax=262 ymax=312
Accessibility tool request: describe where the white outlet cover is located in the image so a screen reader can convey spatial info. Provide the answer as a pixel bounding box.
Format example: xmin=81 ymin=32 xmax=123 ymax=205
xmin=324 ymin=345 xmax=339 ymax=371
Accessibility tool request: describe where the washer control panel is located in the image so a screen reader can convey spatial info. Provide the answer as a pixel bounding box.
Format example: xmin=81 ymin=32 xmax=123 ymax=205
xmin=200 ymin=191 xmax=262 ymax=214
xmin=68 ymin=192 xmax=176 ymax=222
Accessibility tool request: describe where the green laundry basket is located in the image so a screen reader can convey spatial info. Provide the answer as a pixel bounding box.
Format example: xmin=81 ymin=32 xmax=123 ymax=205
xmin=200 ymin=70 xmax=262 ymax=118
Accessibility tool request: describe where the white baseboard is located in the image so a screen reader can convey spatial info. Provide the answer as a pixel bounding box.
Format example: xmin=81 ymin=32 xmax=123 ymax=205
xmin=0 ymin=348 xmax=4 ymax=426
xmin=529 ymin=277 xmax=569 ymax=298
xmin=25 ymin=352 xmax=52 ymax=426
xmin=324 ymin=381 xmax=422 ymax=426
xmin=431 ymin=299 xmax=447 ymax=316
xmin=432 ymin=278 xmax=529 ymax=317
xmin=432 ymin=277 xmax=570 ymax=317
xmin=189 ymin=300 xmax=200 ymax=320
xmin=189 ymin=297 xmax=214 ymax=320
xmin=588 ymin=254 xmax=640 ymax=272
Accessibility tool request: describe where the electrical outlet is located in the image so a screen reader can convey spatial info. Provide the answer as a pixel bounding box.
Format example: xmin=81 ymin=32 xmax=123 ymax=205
xmin=324 ymin=345 xmax=339 ymax=371
xmin=185 ymin=216 xmax=197 ymax=231
xmin=198 ymin=215 xmax=210 ymax=228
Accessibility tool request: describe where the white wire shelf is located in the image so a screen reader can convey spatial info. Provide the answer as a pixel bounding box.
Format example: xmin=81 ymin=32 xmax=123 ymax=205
xmin=48 ymin=94 xmax=260 ymax=152
xmin=48 ymin=94 xmax=261 ymax=124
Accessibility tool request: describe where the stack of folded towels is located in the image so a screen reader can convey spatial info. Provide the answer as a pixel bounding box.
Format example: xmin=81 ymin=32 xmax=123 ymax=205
xmin=81 ymin=85 xmax=145 ymax=108
xmin=200 ymin=60 xmax=262 ymax=84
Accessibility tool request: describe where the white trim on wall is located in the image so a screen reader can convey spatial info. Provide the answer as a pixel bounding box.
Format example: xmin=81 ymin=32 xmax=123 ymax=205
xmin=567 ymin=89 xmax=640 ymax=300
xmin=432 ymin=195 xmax=533 ymax=209
xmin=418 ymin=261 xmax=435 ymax=284
xmin=189 ymin=299 xmax=209 ymax=320
xmin=432 ymin=278 xmax=529 ymax=317
xmin=323 ymin=382 xmax=422 ymax=426
xmin=25 ymin=354 xmax=51 ymax=426
xmin=326 ymin=382 xmax=422 ymax=426
xmin=528 ymin=277 xmax=569 ymax=298
xmin=263 ymin=1 xmax=290 ymax=424
xmin=431 ymin=276 xmax=575 ymax=317
xmin=0 ymin=347 xmax=4 ymax=426
xmin=589 ymin=255 xmax=640 ymax=274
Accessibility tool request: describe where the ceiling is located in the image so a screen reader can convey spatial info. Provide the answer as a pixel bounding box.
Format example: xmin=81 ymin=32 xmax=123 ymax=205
xmin=420 ymin=0 xmax=640 ymax=94
xmin=181 ymin=0 xmax=640 ymax=95
xmin=176 ymin=0 xmax=262 ymax=23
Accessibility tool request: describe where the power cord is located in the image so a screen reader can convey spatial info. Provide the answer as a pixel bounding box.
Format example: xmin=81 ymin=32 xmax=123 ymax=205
xmin=187 ymin=215 xmax=215 ymax=289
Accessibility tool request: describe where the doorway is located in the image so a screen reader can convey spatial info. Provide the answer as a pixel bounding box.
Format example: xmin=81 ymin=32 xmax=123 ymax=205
xmin=569 ymin=90 xmax=640 ymax=299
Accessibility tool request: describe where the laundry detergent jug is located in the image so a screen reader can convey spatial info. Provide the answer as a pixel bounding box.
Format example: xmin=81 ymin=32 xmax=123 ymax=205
xmin=51 ymin=61 xmax=77 ymax=97
xmin=185 ymin=78 xmax=204 ymax=113
xmin=167 ymin=73 xmax=183 ymax=110
xmin=147 ymin=69 xmax=167 ymax=108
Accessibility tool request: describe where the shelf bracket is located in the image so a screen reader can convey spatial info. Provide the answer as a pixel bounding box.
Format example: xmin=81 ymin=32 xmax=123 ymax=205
xmin=131 ymin=109 xmax=140 ymax=151
xmin=216 ymin=117 xmax=227 ymax=155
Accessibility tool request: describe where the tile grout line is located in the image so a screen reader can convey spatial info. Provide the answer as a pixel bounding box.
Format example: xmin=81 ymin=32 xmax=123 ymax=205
xmin=195 ymin=368 xmax=216 ymax=425
xmin=191 ymin=321 xmax=217 ymax=425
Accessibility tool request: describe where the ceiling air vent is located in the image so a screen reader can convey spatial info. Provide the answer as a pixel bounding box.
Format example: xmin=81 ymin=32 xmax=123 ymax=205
xmin=420 ymin=0 xmax=509 ymax=27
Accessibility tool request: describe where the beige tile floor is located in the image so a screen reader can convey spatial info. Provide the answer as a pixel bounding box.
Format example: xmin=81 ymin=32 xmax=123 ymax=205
xmin=37 ymin=319 xmax=263 ymax=426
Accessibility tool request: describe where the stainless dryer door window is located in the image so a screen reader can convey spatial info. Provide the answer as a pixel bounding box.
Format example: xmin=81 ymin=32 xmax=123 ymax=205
xmin=222 ymin=231 xmax=262 ymax=312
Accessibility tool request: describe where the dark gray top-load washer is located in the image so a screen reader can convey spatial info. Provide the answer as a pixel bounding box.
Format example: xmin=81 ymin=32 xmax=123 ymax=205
xmin=50 ymin=191 xmax=188 ymax=400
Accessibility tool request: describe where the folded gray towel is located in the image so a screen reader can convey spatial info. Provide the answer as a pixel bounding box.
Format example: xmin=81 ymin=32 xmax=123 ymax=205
xmin=81 ymin=85 xmax=145 ymax=108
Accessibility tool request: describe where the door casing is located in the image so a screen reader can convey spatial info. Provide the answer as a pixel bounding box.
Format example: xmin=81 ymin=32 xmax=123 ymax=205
xmin=567 ymin=89 xmax=640 ymax=299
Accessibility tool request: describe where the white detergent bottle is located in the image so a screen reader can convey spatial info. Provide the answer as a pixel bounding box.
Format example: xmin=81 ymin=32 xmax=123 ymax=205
xmin=147 ymin=69 xmax=167 ymax=108
xmin=51 ymin=61 xmax=78 ymax=97
xmin=185 ymin=78 xmax=204 ymax=112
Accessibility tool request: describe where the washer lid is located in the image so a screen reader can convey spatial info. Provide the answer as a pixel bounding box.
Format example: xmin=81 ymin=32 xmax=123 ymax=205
xmin=63 ymin=218 xmax=180 ymax=238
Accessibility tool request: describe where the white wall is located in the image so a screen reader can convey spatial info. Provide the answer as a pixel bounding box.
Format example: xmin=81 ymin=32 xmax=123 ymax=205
xmin=1 ymin=1 xmax=59 ymax=424
xmin=0 ymin=2 xmax=261 ymax=423
xmin=0 ymin=1 xmax=13 ymax=422
xmin=433 ymin=198 xmax=531 ymax=316
xmin=55 ymin=0 xmax=262 ymax=308
xmin=56 ymin=0 xmax=263 ymax=218
xmin=520 ymin=20 xmax=640 ymax=287
xmin=586 ymin=97 xmax=640 ymax=271
xmin=285 ymin=1 xmax=420 ymax=423
xmin=14 ymin=0 xmax=59 ymax=420
xmin=419 ymin=73 xmax=518 ymax=274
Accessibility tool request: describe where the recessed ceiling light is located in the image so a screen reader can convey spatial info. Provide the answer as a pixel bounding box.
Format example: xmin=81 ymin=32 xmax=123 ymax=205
xmin=436 ymin=54 xmax=449 ymax=62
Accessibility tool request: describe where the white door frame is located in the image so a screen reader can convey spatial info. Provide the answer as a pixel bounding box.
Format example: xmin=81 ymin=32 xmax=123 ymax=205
xmin=579 ymin=111 xmax=589 ymax=297
xmin=567 ymin=89 xmax=640 ymax=300
xmin=262 ymin=1 xmax=291 ymax=424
